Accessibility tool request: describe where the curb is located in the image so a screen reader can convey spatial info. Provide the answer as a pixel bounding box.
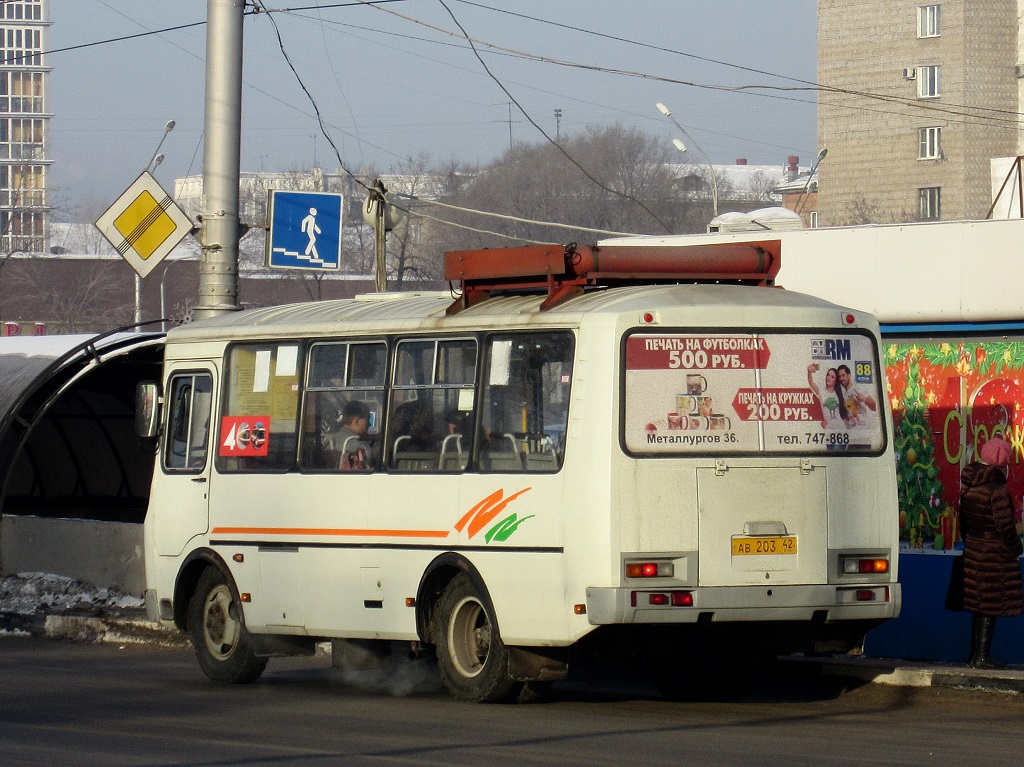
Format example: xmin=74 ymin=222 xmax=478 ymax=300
xmin=1 ymin=609 xmax=190 ymax=648
xmin=781 ymin=654 xmax=1024 ymax=694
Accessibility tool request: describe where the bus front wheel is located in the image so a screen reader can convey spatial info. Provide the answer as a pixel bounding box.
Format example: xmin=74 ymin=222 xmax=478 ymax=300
xmin=434 ymin=573 xmax=519 ymax=703
xmin=188 ymin=567 xmax=268 ymax=684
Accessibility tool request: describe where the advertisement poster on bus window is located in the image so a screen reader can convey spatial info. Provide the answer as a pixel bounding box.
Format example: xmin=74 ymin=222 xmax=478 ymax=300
xmin=885 ymin=341 xmax=1024 ymax=552
xmin=624 ymin=331 xmax=884 ymax=455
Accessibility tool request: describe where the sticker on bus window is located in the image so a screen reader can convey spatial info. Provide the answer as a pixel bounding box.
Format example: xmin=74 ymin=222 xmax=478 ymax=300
xmin=623 ymin=332 xmax=883 ymax=454
xmin=219 ymin=416 xmax=271 ymax=457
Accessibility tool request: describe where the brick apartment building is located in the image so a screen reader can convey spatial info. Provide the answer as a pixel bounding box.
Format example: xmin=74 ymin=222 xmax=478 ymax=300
xmin=817 ymin=1 xmax=1021 ymax=225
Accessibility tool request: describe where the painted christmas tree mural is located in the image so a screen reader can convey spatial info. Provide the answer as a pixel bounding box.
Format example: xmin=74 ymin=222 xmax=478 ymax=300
xmin=889 ymin=346 xmax=948 ymax=547
xmin=886 ymin=341 xmax=1024 ymax=549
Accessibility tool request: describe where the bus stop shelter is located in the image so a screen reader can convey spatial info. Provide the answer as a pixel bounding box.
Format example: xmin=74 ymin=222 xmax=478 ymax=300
xmin=0 ymin=333 xmax=164 ymax=592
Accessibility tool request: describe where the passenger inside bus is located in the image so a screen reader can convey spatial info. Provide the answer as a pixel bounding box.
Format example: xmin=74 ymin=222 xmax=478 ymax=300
xmin=332 ymin=399 xmax=375 ymax=470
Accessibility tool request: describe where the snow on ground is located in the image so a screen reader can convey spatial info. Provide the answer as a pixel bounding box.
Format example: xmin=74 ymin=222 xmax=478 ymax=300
xmin=0 ymin=572 xmax=142 ymax=616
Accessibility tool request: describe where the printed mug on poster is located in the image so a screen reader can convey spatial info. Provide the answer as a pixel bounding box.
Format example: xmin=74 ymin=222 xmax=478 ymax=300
xmin=219 ymin=415 xmax=270 ymax=457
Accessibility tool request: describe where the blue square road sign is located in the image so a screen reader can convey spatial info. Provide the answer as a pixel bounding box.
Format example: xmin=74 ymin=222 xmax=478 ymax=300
xmin=267 ymin=190 xmax=344 ymax=270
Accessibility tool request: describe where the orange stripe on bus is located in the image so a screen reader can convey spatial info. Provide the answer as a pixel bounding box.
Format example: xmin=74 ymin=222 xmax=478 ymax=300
xmin=210 ymin=527 xmax=450 ymax=539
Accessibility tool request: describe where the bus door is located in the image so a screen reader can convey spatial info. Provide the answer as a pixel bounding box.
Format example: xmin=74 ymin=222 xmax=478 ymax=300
xmin=154 ymin=365 xmax=216 ymax=557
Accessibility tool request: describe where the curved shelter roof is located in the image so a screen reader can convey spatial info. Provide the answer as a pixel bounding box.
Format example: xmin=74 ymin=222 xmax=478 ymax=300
xmin=0 ymin=332 xmax=165 ymax=522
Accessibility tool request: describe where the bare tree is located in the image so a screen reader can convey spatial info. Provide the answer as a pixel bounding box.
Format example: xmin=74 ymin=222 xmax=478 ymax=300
xmin=746 ymin=170 xmax=778 ymax=203
xmin=385 ymin=153 xmax=449 ymax=288
xmin=443 ymin=124 xmax=693 ymax=250
xmin=833 ymin=193 xmax=914 ymax=226
xmin=3 ymin=257 xmax=133 ymax=332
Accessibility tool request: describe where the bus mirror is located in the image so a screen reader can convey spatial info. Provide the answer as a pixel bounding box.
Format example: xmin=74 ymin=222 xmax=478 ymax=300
xmin=135 ymin=381 xmax=160 ymax=438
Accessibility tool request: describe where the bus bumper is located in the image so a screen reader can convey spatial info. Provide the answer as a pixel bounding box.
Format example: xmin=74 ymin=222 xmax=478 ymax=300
xmin=585 ymin=583 xmax=901 ymax=625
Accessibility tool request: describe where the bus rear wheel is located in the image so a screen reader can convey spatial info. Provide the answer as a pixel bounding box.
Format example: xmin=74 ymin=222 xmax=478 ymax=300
xmin=188 ymin=566 xmax=268 ymax=684
xmin=435 ymin=573 xmax=520 ymax=703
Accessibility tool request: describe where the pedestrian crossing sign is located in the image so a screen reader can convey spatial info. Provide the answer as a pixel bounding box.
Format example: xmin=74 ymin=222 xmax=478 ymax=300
xmin=95 ymin=172 xmax=194 ymax=279
xmin=266 ymin=190 xmax=343 ymax=271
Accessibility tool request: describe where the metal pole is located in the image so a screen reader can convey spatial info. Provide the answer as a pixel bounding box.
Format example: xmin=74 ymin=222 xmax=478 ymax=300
xmin=795 ymin=148 xmax=828 ymax=215
xmin=195 ymin=0 xmax=244 ymax=320
xmin=134 ymin=274 xmax=142 ymax=326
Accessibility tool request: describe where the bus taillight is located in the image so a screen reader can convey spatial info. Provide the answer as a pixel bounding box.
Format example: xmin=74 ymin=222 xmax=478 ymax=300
xmin=843 ymin=557 xmax=889 ymax=574
xmin=630 ymin=591 xmax=693 ymax=607
xmin=670 ymin=591 xmax=693 ymax=607
xmin=625 ymin=561 xmax=674 ymax=578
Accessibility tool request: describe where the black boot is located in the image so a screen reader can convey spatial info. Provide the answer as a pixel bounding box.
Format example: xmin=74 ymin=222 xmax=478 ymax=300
xmin=968 ymin=615 xmax=1004 ymax=669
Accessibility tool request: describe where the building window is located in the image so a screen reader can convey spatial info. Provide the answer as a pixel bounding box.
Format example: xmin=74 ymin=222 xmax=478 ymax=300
xmin=0 ymin=27 xmax=42 ymax=67
xmin=0 ymin=3 xmax=43 ymax=22
xmin=918 ymin=127 xmax=941 ymax=159
xmin=809 ymin=211 xmax=819 ymax=229
xmin=919 ymin=187 xmax=941 ymax=220
xmin=917 ymin=65 xmax=940 ymax=98
xmin=918 ymin=5 xmax=940 ymax=38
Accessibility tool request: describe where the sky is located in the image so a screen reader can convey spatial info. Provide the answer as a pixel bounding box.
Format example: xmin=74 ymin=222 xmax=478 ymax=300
xmin=47 ymin=0 xmax=818 ymax=219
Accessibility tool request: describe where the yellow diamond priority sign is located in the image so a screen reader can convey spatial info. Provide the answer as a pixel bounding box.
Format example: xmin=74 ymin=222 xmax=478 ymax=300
xmin=96 ymin=172 xmax=194 ymax=278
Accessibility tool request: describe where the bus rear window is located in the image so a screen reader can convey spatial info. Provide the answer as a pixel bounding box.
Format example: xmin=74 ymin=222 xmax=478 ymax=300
xmin=623 ymin=330 xmax=885 ymax=454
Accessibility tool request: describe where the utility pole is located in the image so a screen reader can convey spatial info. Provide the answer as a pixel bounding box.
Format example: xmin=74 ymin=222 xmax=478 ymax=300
xmin=194 ymin=0 xmax=244 ymax=320
xmin=554 ymin=108 xmax=562 ymax=142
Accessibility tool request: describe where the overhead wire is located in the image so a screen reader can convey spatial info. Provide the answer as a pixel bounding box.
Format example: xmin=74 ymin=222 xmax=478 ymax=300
xmin=312 ymin=1 xmax=366 ymax=169
xmin=446 ymin=0 xmax=1024 ymax=125
xmin=253 ymin=1 xmax=606 ymax=240
xmin=283 ymin=9 xmax=812 ymax=156
xmin=253 ymin=1 xmax=646 ymax=241
xmin=260 ymin=0 xmax=1021 ymax=183
xmin=393 ymin=193 xmax=646 ymax=237
xmin=431 ymin=0 xmax=674 ymax=234
xmin=269 ymin=2 xmax=1024 ymax=154
xmin=252 ymin=0 xmax=371 ymax=194
xmin=33 ymin=5 xmax=1023 ymax=147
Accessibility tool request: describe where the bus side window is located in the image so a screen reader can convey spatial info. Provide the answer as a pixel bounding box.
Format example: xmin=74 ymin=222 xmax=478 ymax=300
xmin=218 ymin=343 xmax=302 ymax=473
xmin=480 ymin=332 xmax=573 ymax=473
xmin=300 ymin=341 xmax=386 ymax=472
xmin=164 ymin=373 xmax=213 ymax=472
xmin=388 ymin=338 xmax=476 ymax=473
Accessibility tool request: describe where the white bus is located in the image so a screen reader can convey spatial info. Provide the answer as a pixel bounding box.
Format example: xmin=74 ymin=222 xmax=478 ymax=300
xmin=139 ymin=241 xmax=900 ymax=702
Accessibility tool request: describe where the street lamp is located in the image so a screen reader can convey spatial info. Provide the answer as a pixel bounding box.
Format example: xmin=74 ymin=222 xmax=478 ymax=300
xmin=795 ymin=147 xmax=828 ymax=215
xmin=656 ymin=102 xmax=719 ymax=217
xmin=148 ymin=120 xmax=175 ymax=174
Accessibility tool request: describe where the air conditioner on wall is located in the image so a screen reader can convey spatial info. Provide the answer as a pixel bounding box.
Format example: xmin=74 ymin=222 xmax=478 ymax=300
xmin=903 ymin=67 xmax=917 ymax=80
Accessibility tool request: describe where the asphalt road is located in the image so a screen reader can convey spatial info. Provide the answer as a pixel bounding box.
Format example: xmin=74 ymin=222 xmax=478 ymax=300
xmin=2 ymin=637 xmax=1023 ymax=767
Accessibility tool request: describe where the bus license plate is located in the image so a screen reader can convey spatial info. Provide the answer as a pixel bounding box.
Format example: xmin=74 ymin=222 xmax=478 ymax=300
xmin=731 ymin=536 xmax=797 ymax=555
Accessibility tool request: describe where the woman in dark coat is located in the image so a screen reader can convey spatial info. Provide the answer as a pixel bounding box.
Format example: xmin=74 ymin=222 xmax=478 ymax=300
xmin=958 ymin=436 xmax=1024 ymax=668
